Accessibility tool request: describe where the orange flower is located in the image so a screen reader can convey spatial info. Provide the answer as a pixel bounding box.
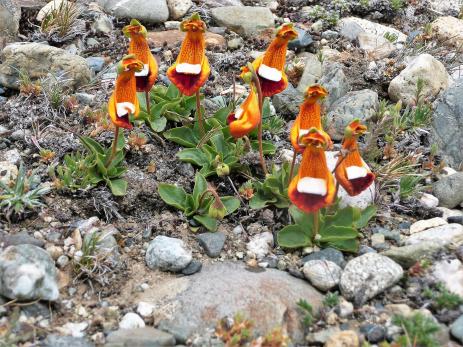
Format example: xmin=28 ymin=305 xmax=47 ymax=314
xmin=335 ymin=120 xmax=375 ymax=196
xmin=166 ymin=13 xmax=210 ymax=96
xmin=290 ymin=85 xmax=329 ymax=153
xmin=288 ymin=128 xmax=336 ymax=213
xmin=227 ymin=86 xmax=260 ymax=138
xmin=240 ymin=23 xmax=297 ymax=97
xmin=108 ymin=55 xmax=144 ymax=129
xmin=123 ymin=19 xmax=158 ymax=93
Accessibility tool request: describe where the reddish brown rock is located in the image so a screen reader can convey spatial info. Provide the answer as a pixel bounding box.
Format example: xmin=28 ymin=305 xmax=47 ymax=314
xmin=147 ymin=30 xmax=226 ymax=50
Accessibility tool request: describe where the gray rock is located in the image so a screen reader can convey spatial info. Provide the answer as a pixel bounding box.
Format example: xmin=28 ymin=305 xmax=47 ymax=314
xmin=106 ymin=328 xmax=175 ymax=346
xmin=86 ymin=57 xmax=106 ymax=73
xmin=139 ymin=262 xmax=323 ymax=344
xmin=181 ymin=260 xmax=202 ymax=275
xmin=340 ymin=253 xmax=403 ymax=304
xmin=145 ymin=236 xmax=192 ymax=272
xmin=319 ymin=63 xmax=350 ymax=109
xmin=431 ymin=16 xmax=463 ymax=48
xmin=288 ymin=27 xmax=313 ymax=51
xmin=297 ymin=53 xmax=322 ymax=93
xmin=227 ymin=37 xmax=243 ymax=49
xmin=322 ymin=30 xmax=339 ymax=40
xmin=0 ymin=0 xmax=21 ymax=37
xmin=42 ymin=335 xmax=94 ymax=347
xmin=0 ymin=161 xmax=17 ymax=185
xmin=433 ymin=172 xmax=463 ymax=208
xmin=326 ymin=89 xmax=378 ymax=140
xmin=0 ymin=43 xmax=91 ymax=91
xmin=272 ymin=83 xmax=304 ymax=116
xmin=196 ymin=232 xmax=226 ymax=258
xmin=432 ymin=81 xmax=463 ymax=168
xmin=75 ymin=92 xmax=96 ymax=105
xmin=405 ymin=223 xmax=463 ymax=246
xmin=0 ymin=244 xmax=59 ymax=301
xmin=211 ymin=6 xmax=274 ymax=37
xmin=91 ymin=15 xmax=113 ymax=34
xmin=388 ymin=54 xmax=450 ymax=106
xmin=303 ymin=260 xmax=342 ymax=291
xmin=361 ymin=324 xmax=386 ymax=343
xmin=167 ymin=0 xmax=192 ymax=20
xmin=451 ymin=314 xmax=463 ymax=344
xmin=338 ymin=17 xmax=406 ymax=43
xmin=382 ymin=242 xmax=442 ymax=268
xmin=0 ymin=232 xmax=45 ymax=248
xmin=119 ymin=312 xmax=145 ymax=329
xmin=429 ymin=0 xmax=460 ymax=16
xmin=85 ymin=227 xmax=122 ymax=268
xmin=206 ymin=0 xmax=243 ymax=6
xmin=98 ymin=0 xmax=169 ymax=23
xmin=1 ymin=148 xmax=21 ymax=165
xmin=302 ymin=247 xmax=345 ymax=268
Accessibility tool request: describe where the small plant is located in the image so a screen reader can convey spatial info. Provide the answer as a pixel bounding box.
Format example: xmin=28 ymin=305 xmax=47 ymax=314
xmin=323 ymin=292 xmax=340 ymax=308
xmin=389 ymin=0 xmax=404 ymax=12
xmin=384 ymin=32 xmax=399 ymax=43
xmin=399 ymin=175 xmax=423 ymax=199
xmin=262 ymin=114 xmax=285 ymax=135
xmin=216 ymin=313 xmax=254 ymax=346
xmin=423 ymin=283 xmax=463 ymax=310
xmin=277 ymin=203 xmax=376 ymax=253
xmin=158 ymin=173 xmax=240 ymax=231
xmin=0 ymin=164 xmax=50 ymax=221
xmin=41 ymin=74 xmax=67 ymax=111
xmin=40 ymin=0 xmax=83 ymax=41
xmin=74 ymin=231 xmax=99 ymax=274
xmin=18 ymin=68 xmax=41 ymax=96
xmin=392 ymin=313 xmax=440 ymax=347
xmin=297 ymin=299 xmax=314 ymax=327
xmin=127 ymin=131 xmax=148 ymax=151
xmin=250 ymin=162 xmax=291 ymax=209
xmin=39 ymin=148 xmax=56 ymax=163
xmin=305 ymin=5 xmax=340 ymax=28
xmin=250 ymin=328 xmax=289 ymax=347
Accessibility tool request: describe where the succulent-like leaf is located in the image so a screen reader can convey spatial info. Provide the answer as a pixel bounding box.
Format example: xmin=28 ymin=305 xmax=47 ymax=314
xmin=277 ymin=225 xmax=312 ymax=249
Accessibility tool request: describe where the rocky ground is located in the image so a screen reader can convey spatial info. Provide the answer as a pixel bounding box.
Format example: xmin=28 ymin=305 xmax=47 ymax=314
xmin=1 ymin=0 xmax=463 ymax=346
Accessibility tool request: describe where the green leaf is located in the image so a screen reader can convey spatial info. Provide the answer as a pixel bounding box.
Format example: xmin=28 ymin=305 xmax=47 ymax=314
xmin=289 ymin=205 xmax=314 ymax=228
xmin=79 ymin=136 xmax=105 ymax=155
xmin=194 ymin=214 xmax=218 ymax=232
xmin=220 ymin=196 xmax=240 ymax=215
xmin=277 ymin=225 xmax=312 ymax=249
xmin=249 ymin=193 xmax=274 ymax=210
xmin=193 ymin=173 xmax=208 ymax=209
xmin=319 ymin=225 xmax=359 ymax=242
xmin=324 ymin=206 xmax=357 ymax=228
xmin=177 ymin=148 xmax=210 ymax=166
xmin=355 ymin=205 xmax=377 ymax=229
xmin=213 ymin=105 xmax=233 ymax=125
xmin=164 ymin=127 xmax=199 ymax=148
xmin=108 ymin=178 xmax=127 ymax=196
xmin=250 ymin=140 xmax=276 ymax=155
xmin=138 ymin=92 xmax=147 ymax=111
xmin=210 ymin=132 xmax=227 ymax=156
xmin=158 ymin=183 xmax=188 ymax=211
xmin=166 ymin=83 xmax=180 ymax=99
xmin=149 ymin=116 xmax=167 ymax=133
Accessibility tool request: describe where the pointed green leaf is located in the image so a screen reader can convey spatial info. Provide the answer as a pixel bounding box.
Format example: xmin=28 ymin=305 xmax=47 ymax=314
xmin=108 ymin=178 xmax=127 ymax=196
xmin=194 ymin=214 xmax=218 ymax=232
xmin=277 ymin=225 xmax=312 ymax=249
xmin=220 ymin=196 xmax=240 ymax=215
xmin=177 ymin=148 xmax=209 ymax=166
xmin=79 ymin=136 xmax=105 ymax=155
xmin=158 ymin=183 xmax=188 ymax=211
xmin=355 ymin=205 xmax=377 ymax=229
xmin=166 ymin=83 xmax=180 ymax=99
xmin=193 ymin=173 xmax=208 ymax=209
xmin=164 ymin=127 xmax=199 ymax=148
xmin=289 ymin=205 xmax=314 ymax=229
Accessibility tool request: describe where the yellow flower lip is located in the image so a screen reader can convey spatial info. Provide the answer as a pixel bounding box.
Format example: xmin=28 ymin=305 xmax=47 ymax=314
xmin=299 ymin=127 xmax=329 ymax=148
xmin=304 ymin=84 xmax=328 ymax=99
xmin=345 ymin=119 xmax=368 ymax=137
xmin=276 ymin=23 xmax=298 ymax=41
xmin=118 ymin=54 xmax=144 ymax=73
xmin=122 ymin=19 xmax=147 ymax=38
xmin=180 ymin=12 xmax=206 ymax=33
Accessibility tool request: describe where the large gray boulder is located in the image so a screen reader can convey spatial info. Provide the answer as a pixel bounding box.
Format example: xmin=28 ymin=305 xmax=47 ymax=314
xmin=98 ymin=0 xmax=169 ymax=23
xmin=0 ymin=244 xmax=59 ymax=301
xmin=319 ymin=62 xmax=350 ymax=109
xmin=0 ymin=0 xmax=20 ymax=37
xmin=0 ymin=42 xmax=91 ymax=91
xmin=211 ymin=6 xmax=274 ymax=36
xmin=137 ymin=262 xmax=323 ymax=343
xmin=432 ymin=172 xmax=463 ymax=208
xmin=432 ymin=80 xmax=463 ymax=168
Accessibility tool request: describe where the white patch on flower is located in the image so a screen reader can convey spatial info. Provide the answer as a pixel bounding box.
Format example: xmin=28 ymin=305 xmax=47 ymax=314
xmin=234 ymin=108 xmax=244 ymax=120
xmin=297 ymin=177 xmax=327 ymax=196
xmin=258 ymin=64 xmax=282 ymax=82
xmin=176 ymin=63 xmax=201 ymax=75
xmin=135 ymin=64 xmax=149 ymax=77
xmin=346 ymin=166 xmax=368 ymax=180
xmin=298 ymin=128 xmax=309 ymax=144
xmin=116 ymin=102 xmax=135 ymax=117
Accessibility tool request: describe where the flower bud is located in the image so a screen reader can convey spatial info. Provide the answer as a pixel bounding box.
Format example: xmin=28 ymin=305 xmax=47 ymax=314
xmin=208 ymin=198 xmax=227 ymax=220
xmin=216 ymin=163 xmax=230 ymax=177
xmin=242 ymin=72 xmax=253 ymax=84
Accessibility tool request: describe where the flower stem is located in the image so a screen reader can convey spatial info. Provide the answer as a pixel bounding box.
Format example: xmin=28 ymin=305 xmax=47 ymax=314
xmin=289 ymin=151 xmax=297 ymax=184
xmin=247 ymin=63 xmax=267 ymax=175
xmin=196 ymin=90 xmax=205 ymax=138
xmin=145 ymin=91 xmax=151 ymax=115
xmin=312 ymin=210 xmax=320 ymax=243
xmin=105 ymin=125 xmax=120 ymax=168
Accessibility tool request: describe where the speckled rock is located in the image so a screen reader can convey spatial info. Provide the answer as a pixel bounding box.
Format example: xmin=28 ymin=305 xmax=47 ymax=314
xmin=145 ymin=236 xmax=192 ymax=272
xmin=303 ymin=260 xmax=342 ymax=291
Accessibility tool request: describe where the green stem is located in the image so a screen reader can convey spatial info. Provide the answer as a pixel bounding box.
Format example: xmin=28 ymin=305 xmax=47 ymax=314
xmin=105 ymin=125 xmax=120 ymax=168
xmin=196 ymin=90 xmax=205 ymax=138
xmin=145 ymin=91 xmax=151 ymax=115
xmin=312 ymin=210 xmax=320 ymax=243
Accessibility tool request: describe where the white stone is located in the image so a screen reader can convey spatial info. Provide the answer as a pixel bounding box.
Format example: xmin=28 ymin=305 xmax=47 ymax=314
xmin=409 ymin=217 xmax=447 ymax=234
xmin=246 ymin=232 xmax=274 ymax=260
xmin=258 ymin=64 xmax=282 ymax=82
xmin=119 ymin=312 xmax=145 ymax=329
xmin=58 ymin=322 xmax=88 ymax=338
xmin=442 ymin=167 xmax=458 ymax=176
xmin=116 ymin=102 xmax=135 ymax=117
xmin=145 ymin=236 xmax=192 ymax=272
xmin=346 ymin=166 xmax=368 ymax=180
xmin=388 ymin=53 xmax=450 ymax=106
xmin=0 ymin=161 xmax=18 ymax=185
xmin=385 ymin=303 xmax=413 ymax=317
xmin=339 ymin=17 xmax=406 ymax=43
xmin=134 ymin=64 xmax=149 ymax=77
xmin=431 ymin=16 xmax=463 ymax=48
xmin=419 ymin=193 xmax=439 ymax=209
xmin=297 ymin=177 xmax=327 ymax=196
xmin=176 ymin=63 xmax=201 ymax=75
xmin=340 ymin=253 xmax=403 ymax=302
xmin=37 ymin=0 xmax=66 ymax=21
xmin=338 ymin=298 xmax=354 ymax=317
xmin=167 ymin=0 xmax=192 ymax=20
xmin=405 ymin=223 xmax=463 ymax=246
xmin=137 ymin=301 xmax=156 ymax=317
xmin=2 ymin=149 xmax=21 ymax=165
xmin=371 ymin=233 xmax=385 ymax=247
xmin=358 ymin=31 xmax=396 ymax=59
xmin=433 ymin=259 xmax=463 ymax=297
xmin=303 ymin=260 xmax=342 ymax=291
xmin=280 ymin=149 xmax=295 ymax=163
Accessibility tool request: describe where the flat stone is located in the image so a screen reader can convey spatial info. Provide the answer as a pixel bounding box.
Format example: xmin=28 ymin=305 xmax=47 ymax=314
xmin=211 ymin=6 xmax=274 ymax=37
xmin=325 ymin=330 xmax=359 ymax=347
xmin=0 ymin=232 xmax=45 ymax=248
xmin=405 ymin=224 xmax=463 ymax=246
xmin=138 ymin=262 xmax=323 ymax=344
xmin=147 ymin=30 xmax=226 ymax=50
xmin=358 ymin=31 xmax=396 ymax=59
xmin=105 ymin=327 xmax=175 ymax=347
xmin=196 ymin=232 xmax=226 ymax=258
xmin=319 ymin=62 xmax=350 ymax=109
xmin=340 ymin=253 xmax=403 ymax=305
xmin=98 ymin=0 xmax=169 ymax=23
xmin=382 ymin=242 xmax=442 ymax=268
xmin=410 ymin=217 xmax=447 ymax=234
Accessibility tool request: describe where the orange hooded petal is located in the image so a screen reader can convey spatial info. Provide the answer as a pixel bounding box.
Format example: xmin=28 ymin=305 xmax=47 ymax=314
xmin=335 ymin=120 xmax=375 ymax=196
xmin=288 ymin=129 xmax=336 ymax=212
xmin=290 ymin=85 xmax=329 ymax=153
xmin=123 ymin=19 xmax=158 ymax=93
xmin=227 ymin=87 xmax=260 ymax=138
xmin=108 ymin=55 xmax=143 ymax=129
xmin=167 ymin=13 xmax=210 ymax=95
